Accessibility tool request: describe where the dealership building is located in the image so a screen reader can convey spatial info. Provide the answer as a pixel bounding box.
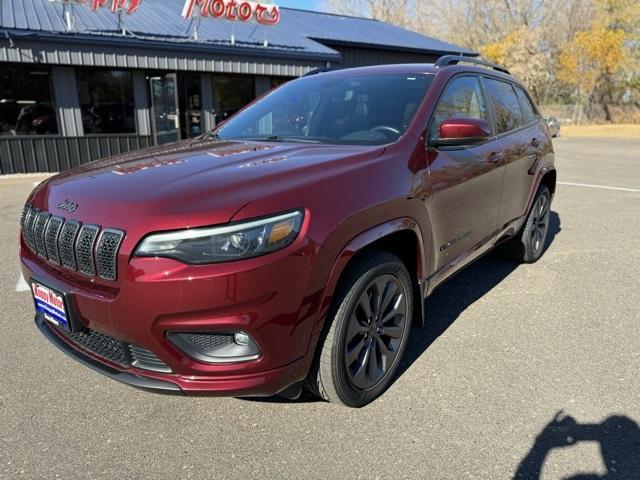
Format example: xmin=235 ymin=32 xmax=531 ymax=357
xmin=0 ymin=0 xmax=473 ymax=174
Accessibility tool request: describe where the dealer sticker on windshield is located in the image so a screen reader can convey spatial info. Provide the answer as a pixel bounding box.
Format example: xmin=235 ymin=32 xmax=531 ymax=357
xmin=32 ymin=281 xmax=69 ymax=331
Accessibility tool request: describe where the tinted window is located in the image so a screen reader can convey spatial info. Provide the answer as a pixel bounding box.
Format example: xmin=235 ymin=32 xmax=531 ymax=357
xmin=0 ymin=65 xmax=58 ymax=136
xmin=77 ymin=69 xmax=135 ymax=134
xmin=483 ymin=78 xmax=524 ymax=134
xmin=217 ymin=74 xmax=433 ymax=146
xmin=515 ymin=86 xmax=538 ymax=124
xmin=430 ymin=76 xmax=487 ymax=139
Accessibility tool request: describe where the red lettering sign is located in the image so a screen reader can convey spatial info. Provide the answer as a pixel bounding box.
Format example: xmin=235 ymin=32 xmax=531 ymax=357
xmin=182 ymin=0 xmax=280 ymax=25
xmin=62 ymin=0 xmax=141 ymax=15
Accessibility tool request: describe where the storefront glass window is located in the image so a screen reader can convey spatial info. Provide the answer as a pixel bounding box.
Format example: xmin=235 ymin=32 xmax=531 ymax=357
xmin=270 ymin=77 xmax=290 ymax=89
xmin=77 ymin=69 xmax=136 ymax=134
xmin=212 ymin=76 xmax=255 ymax=125
xmin=0 ymin=65 xmax=58 ymax=136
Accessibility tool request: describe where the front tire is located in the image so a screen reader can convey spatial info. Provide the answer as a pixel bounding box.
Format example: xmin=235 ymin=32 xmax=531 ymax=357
xmin=308 ymin=250 xmax=413 ymax=407
xmin=506 ymin=185 xmax=552 ymax=263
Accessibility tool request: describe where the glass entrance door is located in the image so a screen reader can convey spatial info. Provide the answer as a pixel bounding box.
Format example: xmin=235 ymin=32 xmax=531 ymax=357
xmin=178 ymin=74 xmax=202 ymax=139
xmin=150 ymin=73 xmax=180 ymax=145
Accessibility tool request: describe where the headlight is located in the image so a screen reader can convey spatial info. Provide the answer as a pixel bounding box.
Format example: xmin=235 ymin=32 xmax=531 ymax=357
xmin=134 ymin=210 xmax=304 ymax=264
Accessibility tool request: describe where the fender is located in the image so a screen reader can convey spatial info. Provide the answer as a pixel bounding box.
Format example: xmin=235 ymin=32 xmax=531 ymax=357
xmin=525 ymin=164 xmax=556 ymax=215
xmin=311 ymin=217 xmax=428 ymax=339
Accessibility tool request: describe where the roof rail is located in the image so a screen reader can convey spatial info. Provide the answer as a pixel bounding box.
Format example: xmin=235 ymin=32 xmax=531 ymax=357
xmin=302 ymin=67 xmax=344 ymax=77
xmin=435 ymin=55 xmax=510 ymax=75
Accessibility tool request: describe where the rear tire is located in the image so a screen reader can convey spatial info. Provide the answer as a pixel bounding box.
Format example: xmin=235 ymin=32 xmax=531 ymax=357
xmin=308 ymin=250 xmax=413 ymax=407
xmin=505 ymin=185 xmax=552 ymax=263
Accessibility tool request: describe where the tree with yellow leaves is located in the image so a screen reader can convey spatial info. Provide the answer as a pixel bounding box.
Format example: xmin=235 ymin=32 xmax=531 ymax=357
xmin=558 ymin=25 xmax=627 ymax=121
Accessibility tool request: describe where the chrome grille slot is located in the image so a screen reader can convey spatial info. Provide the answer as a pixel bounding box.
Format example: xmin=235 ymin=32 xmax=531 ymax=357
xmin=33 ymin=211 xmax=51 ymax=258
xmin=20 ymin=205 xmax=29 ymax=228
xmin=76 ymin=225 xmax=99 ymax=276
xmin=23 ymin=207 xmax=39 ymax=251
xmin=129 ymin=344 xmax=172 ymax=373
xmin=44 ymin=216 xmax=64 ymax=265
xmin=96 ymin=230 xmax=124 ymax=281
xmin=59 ymin=220 xmax=81 ymax=271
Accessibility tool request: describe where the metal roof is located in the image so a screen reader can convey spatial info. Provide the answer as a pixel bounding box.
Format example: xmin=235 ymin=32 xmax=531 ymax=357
xmin=0 ymin=0 xmax=475 ymax=60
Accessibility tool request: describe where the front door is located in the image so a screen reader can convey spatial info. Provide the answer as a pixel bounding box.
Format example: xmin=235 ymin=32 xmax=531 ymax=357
xmin=426 ymin=75 xmax=505 ymax=273
xmin=150 ymin=73 xmax=180 ymax=145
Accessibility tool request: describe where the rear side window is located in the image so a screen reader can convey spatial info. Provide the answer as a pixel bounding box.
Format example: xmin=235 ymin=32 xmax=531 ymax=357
xmin=429 ymin=76 xmax=488 ymax=139
xmin=483 ymin=78 xmax=524 ymax=134
xmin=515 ymin=86 xmax=538 ymax=124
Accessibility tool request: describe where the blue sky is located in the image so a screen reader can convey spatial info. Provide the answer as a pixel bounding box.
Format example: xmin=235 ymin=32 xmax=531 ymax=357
xmin=276 ymin=0 xmax=322 ymax=11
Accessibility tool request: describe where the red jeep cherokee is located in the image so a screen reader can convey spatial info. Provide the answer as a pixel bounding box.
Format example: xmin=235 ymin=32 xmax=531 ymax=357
xmin=20 ymin=57 xmax=556 ymax=407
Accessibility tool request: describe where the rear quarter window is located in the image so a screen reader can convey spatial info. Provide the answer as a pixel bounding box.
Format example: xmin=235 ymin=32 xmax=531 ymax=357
xmin=483 ymin=78 xmax=524 ymax=134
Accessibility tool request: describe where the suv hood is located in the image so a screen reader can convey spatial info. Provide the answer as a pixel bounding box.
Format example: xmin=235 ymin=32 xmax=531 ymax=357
xmin=29 ymin=137 xmax=384 ymax=234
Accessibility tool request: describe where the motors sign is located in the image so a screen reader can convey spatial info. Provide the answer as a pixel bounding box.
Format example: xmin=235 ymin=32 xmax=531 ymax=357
xmin=182 ymin=0 xmax=281 ymax=25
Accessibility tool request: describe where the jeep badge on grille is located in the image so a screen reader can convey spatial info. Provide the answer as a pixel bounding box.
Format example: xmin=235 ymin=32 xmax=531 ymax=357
xmin=57 ymin=199 xmax=78 ymax=213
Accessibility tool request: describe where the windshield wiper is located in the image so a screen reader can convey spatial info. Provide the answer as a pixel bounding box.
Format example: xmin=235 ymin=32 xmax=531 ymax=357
xmin=244 ymin=135 xmax=321 ymax=144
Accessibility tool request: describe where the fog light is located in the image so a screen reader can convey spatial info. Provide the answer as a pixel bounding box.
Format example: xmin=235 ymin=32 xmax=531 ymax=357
xmin=234 ymin=332 xmax=249 ymax=346
xmin=168 ymin=331 xmax=260 ymax=364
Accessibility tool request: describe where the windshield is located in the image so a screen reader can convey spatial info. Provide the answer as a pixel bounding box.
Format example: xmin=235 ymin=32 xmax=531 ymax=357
xmin=215 ymin=73 xmax=434 ymax=146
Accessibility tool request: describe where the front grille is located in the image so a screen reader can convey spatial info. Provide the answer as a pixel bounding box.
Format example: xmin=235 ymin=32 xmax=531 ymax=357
xmin=33 ymin=212 xmax=51 ymax=257
xmin=55 ymin=325 xmax=172 ymax=373
xmin=44 ymin=216 xmax=64 ymax=265
xmin=59 ymin=327 xmax=130 ymax=366
xmin=96 ymin=230 xmax=124 ymax=281
xmin=21 ymin=205 xmax=124 ymax=282
xmin=59 ymin=220 xmax=80 ymax=270
xmin=76 ymin=225 xmax=99 ymax=276
xmin=23 ymin=207 xmax=39 ymax=251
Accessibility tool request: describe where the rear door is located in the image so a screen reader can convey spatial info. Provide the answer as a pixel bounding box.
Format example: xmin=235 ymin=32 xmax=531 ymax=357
xmin=482 ymin=77 xmax=546 ymax=225
xmin=426 ymin=75 xmax=505 ymax=272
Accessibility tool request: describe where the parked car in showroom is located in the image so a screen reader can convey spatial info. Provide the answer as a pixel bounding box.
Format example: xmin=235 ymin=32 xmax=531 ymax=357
xmin=545 ymin=116 xmax=561 ymax=137
xmin=20 ymin=57 xmax=556 ymax=407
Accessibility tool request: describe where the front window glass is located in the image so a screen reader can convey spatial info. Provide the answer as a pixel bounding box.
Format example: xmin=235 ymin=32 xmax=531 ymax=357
xmin=429 ymin=75 xmax=487 ymax=139
xmin=483 ymin=78 xmax=524 ymax=134
xmin=216 ymin=74 xmax=434 ymax=145
xmin=0 ymin=65 xmax=58 ymax=136
xmin=77 ymin=69 xmax=136 ymax=134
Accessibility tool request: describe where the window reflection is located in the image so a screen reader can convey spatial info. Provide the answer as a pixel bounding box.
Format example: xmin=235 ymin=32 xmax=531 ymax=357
xmin=430 ymin=76 xmax=487 ymax=139
xmin=213 ymin=75 xmax=255 ymax=126
xmin=484 ymin=78 xmax=524 ymax=134
xmin=0 ymin=65 xmax=58 ymax=136
xmin=77 ymin=69 xmax=136 ymax=134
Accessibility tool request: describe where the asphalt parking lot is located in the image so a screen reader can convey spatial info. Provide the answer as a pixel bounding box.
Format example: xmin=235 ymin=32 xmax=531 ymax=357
xmin=1 ymin=136 xmax=639 ymax=479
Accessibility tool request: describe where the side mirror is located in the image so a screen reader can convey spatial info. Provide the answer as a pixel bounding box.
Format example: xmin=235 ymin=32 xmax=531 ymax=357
xmin=433 ymin=117 xmax=491 ymax=147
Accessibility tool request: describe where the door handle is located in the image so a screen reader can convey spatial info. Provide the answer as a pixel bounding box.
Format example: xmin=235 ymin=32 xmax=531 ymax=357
xmin=487 ymin=151 xmax=504 ymax=164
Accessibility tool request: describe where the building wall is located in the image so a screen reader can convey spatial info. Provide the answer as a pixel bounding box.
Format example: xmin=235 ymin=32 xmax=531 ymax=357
xmin=0 ymin=39 xmax=326 ymax=77
xmin=0 ymin=42 xmax=445 ymax=174
xmin=0 ymin=135 xmax=152 ymax=174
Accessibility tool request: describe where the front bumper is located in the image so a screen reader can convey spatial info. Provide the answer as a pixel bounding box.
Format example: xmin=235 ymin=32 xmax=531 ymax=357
xmin=22 ymin=233 xmax=326 ymax=397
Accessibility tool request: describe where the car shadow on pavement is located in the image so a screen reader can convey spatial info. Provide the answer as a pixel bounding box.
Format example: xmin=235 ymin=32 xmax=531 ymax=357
xmin=397 ymin=211 xmax=561 ymax=379
xmin=514 ymin=411 xmax=640 ymax=479
xmin=247 ymin=212 xmax=560 ymax=405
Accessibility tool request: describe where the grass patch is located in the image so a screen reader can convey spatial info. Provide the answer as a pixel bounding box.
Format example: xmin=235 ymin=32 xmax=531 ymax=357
xmin=560 ymin=124 xmax=640 ymax=138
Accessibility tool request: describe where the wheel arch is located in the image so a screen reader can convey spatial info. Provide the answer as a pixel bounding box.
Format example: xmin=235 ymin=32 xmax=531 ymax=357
xmin=525 ymin=166 xmax=556 ymax=215
xmin=312 ymin=218 xmax=427 ymax=341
